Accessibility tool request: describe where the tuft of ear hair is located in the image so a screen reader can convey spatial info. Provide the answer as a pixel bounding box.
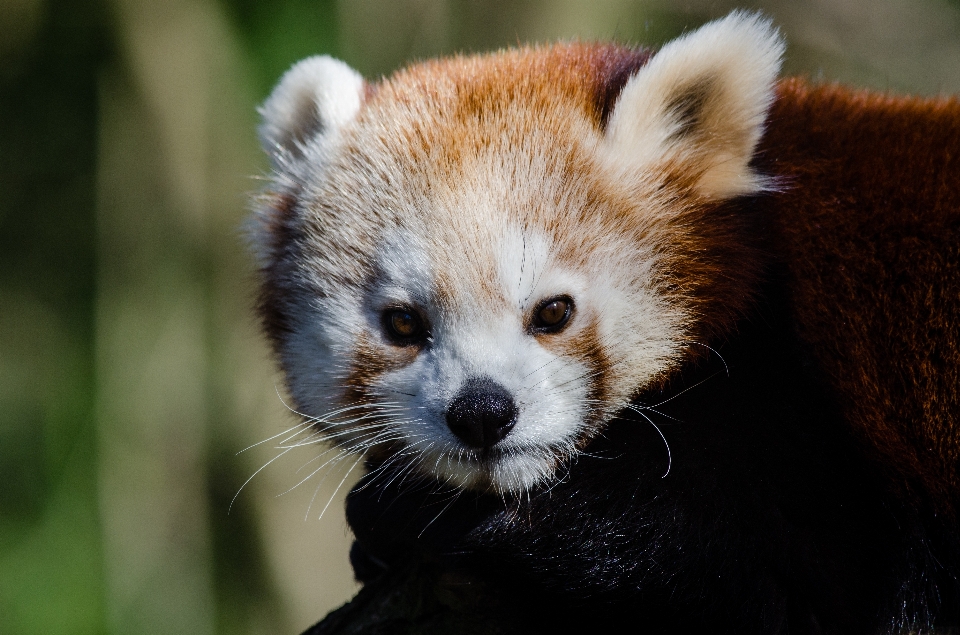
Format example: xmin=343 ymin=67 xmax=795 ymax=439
xmin=604 ymin=11 xmax=784 ymax=200
xmin=258 ymin=55 xmax=365 ymax=167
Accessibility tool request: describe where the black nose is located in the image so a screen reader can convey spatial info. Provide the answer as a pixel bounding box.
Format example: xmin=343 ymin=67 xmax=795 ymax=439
xmin=445 ymin=378 xmax=518 ymax=449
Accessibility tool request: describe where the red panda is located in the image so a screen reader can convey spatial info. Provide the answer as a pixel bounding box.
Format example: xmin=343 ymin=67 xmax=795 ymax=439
xmin=252 ymin=12 xmax=960 ymax=634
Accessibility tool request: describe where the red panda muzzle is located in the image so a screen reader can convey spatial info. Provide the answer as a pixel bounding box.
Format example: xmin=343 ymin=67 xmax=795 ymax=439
xmin=445 ymin=377 xmax=519 ymax=449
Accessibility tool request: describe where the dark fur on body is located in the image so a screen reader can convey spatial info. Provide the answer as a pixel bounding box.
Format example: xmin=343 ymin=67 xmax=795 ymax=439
xmin=345 ymin=80 xmax=960 ymax=635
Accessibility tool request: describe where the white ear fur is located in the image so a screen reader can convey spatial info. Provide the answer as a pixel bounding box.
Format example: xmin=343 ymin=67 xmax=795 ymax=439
xmin=258 ymin=56 xmax=365 ymax=165
xmin=605 ymin=12 xmax=784 ymax=199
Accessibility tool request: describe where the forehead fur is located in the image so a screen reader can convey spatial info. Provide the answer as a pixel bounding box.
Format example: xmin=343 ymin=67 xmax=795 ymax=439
xmin=367 ymin=42 xmax=652 ymax=141
xmin=298 ymin=43 xmax=652 ymax=287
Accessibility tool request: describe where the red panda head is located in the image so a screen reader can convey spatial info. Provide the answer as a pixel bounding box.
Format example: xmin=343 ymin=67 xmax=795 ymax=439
xmin=252 ymin=12 xmax=783 ymax=492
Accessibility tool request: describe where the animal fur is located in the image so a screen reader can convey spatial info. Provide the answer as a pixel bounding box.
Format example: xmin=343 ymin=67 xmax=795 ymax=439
xmin=252 ymin=12 xmax=960 ymax=634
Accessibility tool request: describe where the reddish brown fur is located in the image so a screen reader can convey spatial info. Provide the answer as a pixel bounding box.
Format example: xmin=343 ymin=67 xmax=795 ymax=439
xmin=561 ymin=316 xmax=613 ymax=431
xmin=760 ymin=79 xmax=960 ymax=516
xmin=365 ymin=42 xmax=649 ymax=136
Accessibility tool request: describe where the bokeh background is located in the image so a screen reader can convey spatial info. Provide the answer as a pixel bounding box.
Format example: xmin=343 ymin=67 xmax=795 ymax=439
xmin=2 ymin=0 xmax=959 ymax=633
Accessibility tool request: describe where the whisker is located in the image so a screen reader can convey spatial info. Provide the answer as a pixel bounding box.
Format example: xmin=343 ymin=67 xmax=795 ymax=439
xmin=417 ymin=487 xmax=464 ymax=538
xmin=639 ymin=369 xmax=725 ymax=410
xmin=628 ymin=405 xmax=680 ymax=422
xmin=230 ymin=445 xmax=296 ymax=513
xmin=302 ymin=448 xmax=353 ymax=519
xmin=382 ymin=388 xmax=417 ymax=397
xmin=237 ymin=420 xmax=312 ymax=454
xmin=279 ymin=421 xmax=395 ymax=449
xmin=686 ymin=341 xmax=730 ymax=377
xmin=625 ymin=404 xmax=672 ymax=478
xmin=289 ymin=427 xmax=399 ymax=476
xmin=318 ymin=450 xmax=368 ymax=520
xmin=351 ymin=453 xmax=409 ymax=493
xmin=520 ymin=357 xmax=562 ymax=381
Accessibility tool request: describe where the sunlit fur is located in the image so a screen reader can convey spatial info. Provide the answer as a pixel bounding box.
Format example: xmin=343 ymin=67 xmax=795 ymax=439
xmin=251 ymin=13 xmax=781 ymax=493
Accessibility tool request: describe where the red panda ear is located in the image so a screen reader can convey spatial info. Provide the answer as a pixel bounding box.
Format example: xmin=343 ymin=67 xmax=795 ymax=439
xmin=258 ymin=56 xmax=365 ymax=167
xmin=604 ymin=12 xmax=784 ymax=200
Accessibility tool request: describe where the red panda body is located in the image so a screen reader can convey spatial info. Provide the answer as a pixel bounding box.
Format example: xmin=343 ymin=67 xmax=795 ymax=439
xmin=761 ymin=80 xmax=960 ymax=517
xmin=252 ymin=13 xmax=960 ymax=634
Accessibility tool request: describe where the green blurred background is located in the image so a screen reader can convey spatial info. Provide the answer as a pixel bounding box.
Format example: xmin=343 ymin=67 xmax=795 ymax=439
xmin=1 ymin=0 xmax=958 ymax=633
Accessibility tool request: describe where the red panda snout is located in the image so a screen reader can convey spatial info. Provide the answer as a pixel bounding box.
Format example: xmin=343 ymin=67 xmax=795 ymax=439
xmin=445 ymin=377 xmax=519 ymax=449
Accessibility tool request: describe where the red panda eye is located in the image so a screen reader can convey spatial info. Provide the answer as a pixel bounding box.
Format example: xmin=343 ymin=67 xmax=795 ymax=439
xmin=532 ymin=296 xmax=573 ymax=332
xmin=383 ymin=308 xmax=424 ymax=343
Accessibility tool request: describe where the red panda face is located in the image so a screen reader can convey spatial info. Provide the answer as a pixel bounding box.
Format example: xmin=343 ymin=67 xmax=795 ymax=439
xmin=253 ymin=12 xmax=783 ymax=492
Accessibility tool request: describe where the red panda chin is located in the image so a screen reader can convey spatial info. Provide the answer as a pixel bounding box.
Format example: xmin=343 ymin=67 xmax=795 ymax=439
xmin=425 ymin=447 xmax=561 ymax=494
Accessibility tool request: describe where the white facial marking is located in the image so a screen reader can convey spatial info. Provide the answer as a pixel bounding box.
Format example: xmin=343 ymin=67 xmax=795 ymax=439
xmin=346 ymin=224 xmax=585 ymax=491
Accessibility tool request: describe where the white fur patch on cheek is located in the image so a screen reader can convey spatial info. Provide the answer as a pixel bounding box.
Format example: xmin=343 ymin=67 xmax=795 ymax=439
xmin=281 ymin=292 xmax=366 ymax=419
xmin=513 ymin=353 xmax=592 ymax=442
